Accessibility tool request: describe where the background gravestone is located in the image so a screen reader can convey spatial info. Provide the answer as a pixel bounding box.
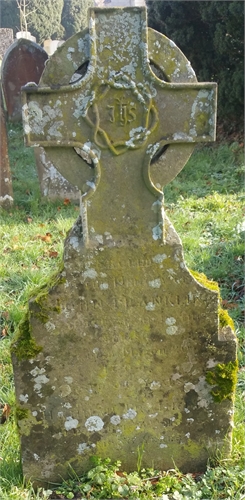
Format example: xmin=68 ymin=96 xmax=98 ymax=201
xmin=1 ymin=38 xmax=48 ymax=122
xmin=11 ymin=6 xmax=237 ymax=486
xmin=0 ymin=86 xmax=13 ymax=207
xmin=0 ymin=28 xmax=14 ymax=60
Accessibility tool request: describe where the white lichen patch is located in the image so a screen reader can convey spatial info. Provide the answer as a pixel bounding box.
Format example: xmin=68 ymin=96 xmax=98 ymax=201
xmin=152 ymin=224 xmax=162 ymax=240
xmin=19 ymin=394 xmax=29 ymax=403
xmin=45 ymin=321 xmax=56 ymax=332
xmin=86 ymin=180 xmax=96 ymax=190
xmin=82 ymin=268 xmax=98 ymax=279
xmin=34 ymin=374 xmax=49 ymax=387
xmin=65 ymin=416 xmax=79 ymax=431
xmin=165 ymin=317 xmax=178 ymax=335
xmin=100 ymin=283 xmax=108 ymax=290
xmin=64 ymin=376 xmax=73 ymax=384
xmin=85 ymin=416 xmax=104 ymax=432
xmin=172 ymin=373 xmax=182 ymax=381
xmin=32 ymin=372 xmax=49 ymax=398
xmin=152 ymin=254 xmax=167 ymax=264
xmin=146 ymin=142 xmax=160 ymax=156
xmin=173 ymin=132 xmax=194 ymax=142
xmin=123 ymin=409 xmax=137 ymax=420
xmin=184 ymin=382 xmax=196 ymax=393
xmin=150 ymin=381 xmax=161 ymax=390
xmin=110 ymin=415 xmax=121 ymax=425
xmin=148 ymin=279 xmax=161 ymax=288
xmin=145 ymin=302 xmax=155 ymax=311
xmin=77 ymin=442 xmax=90 ymax=454
xmin=30 ymin=367 xmax=46 ymax=377
xmin=69 ymin=236 xmax=80 ymax=250
xmin=151 ymin=200 xmax=162 ymax=213
xmin=95 ymin=234 xmax=104 ymax=244
xmin=63 ymin=402 xmax=72 ymax=409
xmin=59 ymin=384 xmax=72 ymax=398
xmin=206 ymin=358 xmax=218 ymax=368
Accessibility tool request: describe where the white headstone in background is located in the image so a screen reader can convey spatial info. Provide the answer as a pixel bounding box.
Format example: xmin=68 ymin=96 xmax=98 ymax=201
xmin=94 ymin=0 xmax=146 ymax=6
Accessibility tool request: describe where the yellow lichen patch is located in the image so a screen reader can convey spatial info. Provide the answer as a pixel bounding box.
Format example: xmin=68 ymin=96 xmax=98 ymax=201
xmin=219 ymin=308 xmax=235 ymax=331
xmin=190 ymin=269 xmax=220 ymax=295
xmin=190 ymin=270 xmax=235 ymax=332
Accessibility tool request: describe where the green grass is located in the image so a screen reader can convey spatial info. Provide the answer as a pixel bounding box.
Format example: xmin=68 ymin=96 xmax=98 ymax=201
xmin=0 ymin=125 xmax=244 ymax=499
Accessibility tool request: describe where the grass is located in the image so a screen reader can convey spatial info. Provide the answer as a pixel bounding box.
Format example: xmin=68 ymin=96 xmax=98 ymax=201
xmin=0 ymin=124 xmax=244 ymax=499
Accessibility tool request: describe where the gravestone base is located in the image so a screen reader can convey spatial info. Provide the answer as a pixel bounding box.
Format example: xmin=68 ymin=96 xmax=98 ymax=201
xmin=11 ymin=216 xmax=237 ymax=485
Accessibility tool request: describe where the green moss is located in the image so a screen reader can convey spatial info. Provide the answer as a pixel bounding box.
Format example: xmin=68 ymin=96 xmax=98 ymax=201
xmin=11 ymin=312 xmax=43 ymax=361
xmin=190 ymin=269 xmax=220 ymax=295
xmin=183 ymin=439 xmax=202 ymax=458
xmin=206 ymin=360 xmax=238 ymax=403
xmin=15 ymin=406 xmax=30 ymax=421
xmin=219 ymin=308 xmax=235 ymax=330
xmin=31 ymin=268 xmax=64 ymax=323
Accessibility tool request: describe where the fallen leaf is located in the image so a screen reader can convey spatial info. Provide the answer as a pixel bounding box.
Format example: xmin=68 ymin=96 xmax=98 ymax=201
xmin=63 ymin=198 xmax=71 ymax=205
xmin=0 ymin=404 xmax=11 ymax=424
xmin=34 ymin=233 xmax=52 ymax=243
xmin=1 ymin=327 xmax=8 ymax=338
xmin=1 ymin=311 xmax=9 ymax=320
xmin=222 ymin=299 xmax=238 ymax=310
xmin=26 ymin=216 xmax=33 ymax=223
xmin=41 ymin=232 xmax=52 ymax=242
xmin=49 ymin=251 xmax=58 ymax=258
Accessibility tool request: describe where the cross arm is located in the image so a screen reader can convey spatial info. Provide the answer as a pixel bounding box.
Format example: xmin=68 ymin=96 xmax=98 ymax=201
xmin=151 ymin=80 xmax=217 ymax=146
xmin=21 ymin=81 xmax=94 ymax=149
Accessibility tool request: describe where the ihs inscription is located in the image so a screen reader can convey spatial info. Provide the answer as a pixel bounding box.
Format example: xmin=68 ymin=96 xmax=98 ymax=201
xmin=107 ymin=98 xmax=137 ymax=126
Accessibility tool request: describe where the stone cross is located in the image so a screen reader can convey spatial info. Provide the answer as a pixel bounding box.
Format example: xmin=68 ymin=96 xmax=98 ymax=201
xmin=22 ymin=7 xmax=216 ymax=246
xmin=12 ymin=6 xmax=237 ymax=486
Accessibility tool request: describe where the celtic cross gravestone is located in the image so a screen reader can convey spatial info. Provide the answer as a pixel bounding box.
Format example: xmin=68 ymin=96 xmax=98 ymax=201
xmin=11 ymin=6 xmax=237 ymax=486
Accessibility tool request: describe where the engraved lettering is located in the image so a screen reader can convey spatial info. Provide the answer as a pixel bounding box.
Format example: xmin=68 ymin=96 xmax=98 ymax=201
xmin=107 ymin=99 xmax=137 ymax=126
xmin=127 ymin=105 xmax=136 ymax=123
xmin=107 ymin=105 xmax=115 ymax=123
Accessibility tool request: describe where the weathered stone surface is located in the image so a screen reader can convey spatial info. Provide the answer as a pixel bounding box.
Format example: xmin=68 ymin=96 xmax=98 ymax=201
xmin=34 ymin=147 xmax=80 ymax=201
xmin=11 ymin=6 xmax=237 ymax=486
xmin=0 ymin=28 xmax=14 ymax=60
xmin=0 ymin=86 xmax=13 ymax=207
xmin=1 ymin=39 xmax=48 ymax=122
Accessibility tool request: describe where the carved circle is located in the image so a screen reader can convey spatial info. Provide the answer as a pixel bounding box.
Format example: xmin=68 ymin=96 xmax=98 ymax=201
xmin=39 ymin=27 xmax=197 ymax=193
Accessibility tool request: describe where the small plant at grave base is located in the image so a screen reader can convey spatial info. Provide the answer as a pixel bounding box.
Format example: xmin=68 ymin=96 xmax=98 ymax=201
xmin=45 ymin=457 xmax=245 ymax=499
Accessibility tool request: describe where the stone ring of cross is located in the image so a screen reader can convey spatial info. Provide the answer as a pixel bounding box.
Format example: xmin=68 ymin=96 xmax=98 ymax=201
xmin=22 ymin=7 xmax=216 ymax=197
